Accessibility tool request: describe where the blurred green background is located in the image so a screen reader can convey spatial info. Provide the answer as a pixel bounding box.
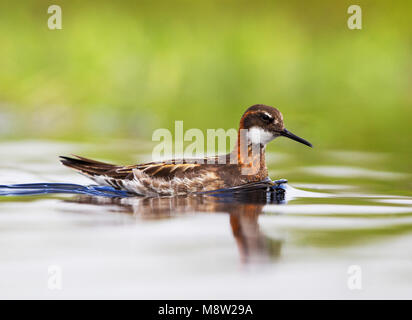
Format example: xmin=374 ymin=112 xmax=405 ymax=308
xmin=0 ymin=0 xmax=410 ymax=158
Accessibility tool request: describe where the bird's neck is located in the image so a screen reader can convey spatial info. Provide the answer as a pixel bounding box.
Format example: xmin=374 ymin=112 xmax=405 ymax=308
xmin=231 ymin=131 xmax=268 ymax=177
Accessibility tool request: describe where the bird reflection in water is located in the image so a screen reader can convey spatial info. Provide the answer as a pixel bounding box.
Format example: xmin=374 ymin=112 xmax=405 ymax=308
xmin=70 ymin=185 xmax=287 ymax=264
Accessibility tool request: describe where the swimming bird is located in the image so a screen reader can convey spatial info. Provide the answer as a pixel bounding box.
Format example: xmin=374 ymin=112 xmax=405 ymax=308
xmin=60 ymin=104 xmax=312 ymax=196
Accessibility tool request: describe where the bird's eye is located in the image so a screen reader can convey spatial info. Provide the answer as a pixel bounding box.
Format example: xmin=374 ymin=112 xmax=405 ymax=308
xmin=261 ymin=113 xmax=272 ymax=122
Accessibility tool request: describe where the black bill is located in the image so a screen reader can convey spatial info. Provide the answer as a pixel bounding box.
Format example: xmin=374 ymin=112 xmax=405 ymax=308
xmin=280 ymin=128 xmax=313 ymax=148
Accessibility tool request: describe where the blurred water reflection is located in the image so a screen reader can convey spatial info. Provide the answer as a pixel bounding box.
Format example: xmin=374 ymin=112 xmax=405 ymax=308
xmin=69 ymin=189 xmax=285 ymax=264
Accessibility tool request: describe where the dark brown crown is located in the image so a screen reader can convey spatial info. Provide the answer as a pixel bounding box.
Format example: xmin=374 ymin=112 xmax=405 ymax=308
xmin=239 ymin=104 xmax=284 ymax=132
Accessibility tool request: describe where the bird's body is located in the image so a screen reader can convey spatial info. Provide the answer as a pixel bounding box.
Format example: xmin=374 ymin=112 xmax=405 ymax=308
xmin=60 ymin=149 xmax=268 ymax=196
xmin=61 ymin=105 xmax=312 ymax=196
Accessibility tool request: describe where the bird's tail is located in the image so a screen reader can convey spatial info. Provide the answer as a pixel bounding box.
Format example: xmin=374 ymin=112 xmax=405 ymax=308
xmin=59 ymin=155 xmax=118 ymax=178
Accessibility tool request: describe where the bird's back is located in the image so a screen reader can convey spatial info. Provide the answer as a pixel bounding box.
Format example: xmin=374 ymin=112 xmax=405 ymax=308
xmin=60 ymin=155 xmax=247 ymax=196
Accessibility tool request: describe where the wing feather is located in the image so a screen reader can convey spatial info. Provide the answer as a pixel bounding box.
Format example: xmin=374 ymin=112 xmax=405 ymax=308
xmin=60 ymin=155 xmax=203 ymax=180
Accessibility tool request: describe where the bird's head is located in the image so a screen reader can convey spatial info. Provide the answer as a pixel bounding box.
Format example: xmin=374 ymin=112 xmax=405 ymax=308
xmin=239 ymin=104 xmax=313 ymax=148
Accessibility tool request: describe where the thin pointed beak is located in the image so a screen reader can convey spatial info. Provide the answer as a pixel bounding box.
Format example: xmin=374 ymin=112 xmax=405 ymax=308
xmin=280 ymin=128 xmax=313 ymax=148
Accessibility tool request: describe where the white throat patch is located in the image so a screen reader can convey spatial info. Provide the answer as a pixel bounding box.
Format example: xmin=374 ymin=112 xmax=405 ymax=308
xmin=248 ymin=127 xmax=275 ymax=145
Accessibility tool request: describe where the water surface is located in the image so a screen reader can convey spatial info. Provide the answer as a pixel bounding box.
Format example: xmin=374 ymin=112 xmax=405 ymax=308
xmin=0 ymin=141 xmax=411 ymax=299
